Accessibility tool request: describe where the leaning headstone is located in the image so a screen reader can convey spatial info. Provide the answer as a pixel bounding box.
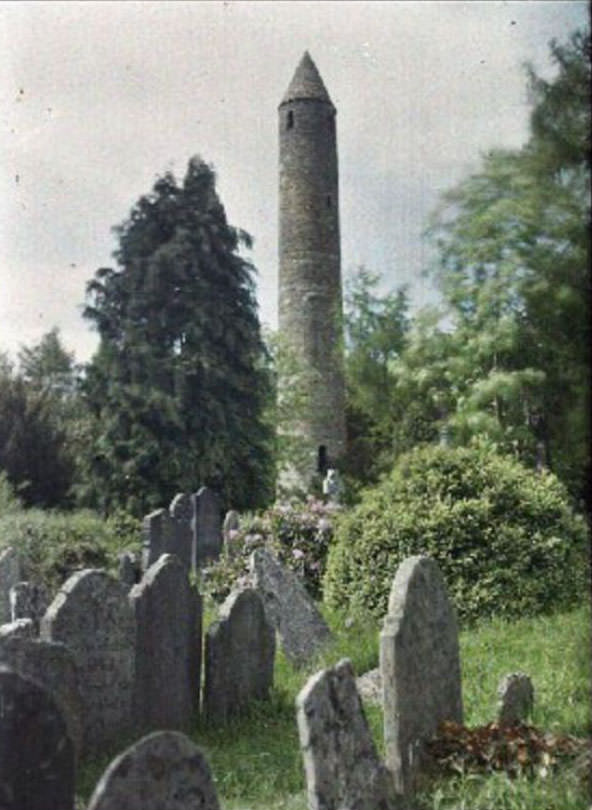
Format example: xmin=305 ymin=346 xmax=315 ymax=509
xmin=130 ymin=554 xmax=201 ymax=733
xmin=380 ymin=555 xmax=463 ymax=795
xmin=296 ymin=658 xmax=398 ymax=810
xmin=249 ymin=548 xmax=331 ymax=665
xmin=118 ymin=551 xmax=139 ymax=587
xmin=169 ymin=493 xmax=194 ymax=570
xmin=0 ymin=617 xmax=35 ymax=639
xmin=0 ymin=636 xmax=83 ymax=760
xmin=192 ymin=486 xmax=222 ymax=568
xmin=87 ymin=730 xmax=220 ymax=810
xmin=10 ymin=580 xmax=49 ymax=632
xmin=0 ymin=547 xmax=21 ymax=624
xmin=40 ymin=568 xmax=135 ymax=753
xmin=203 ymin=588 xmax=274 ymax=721
xmin=142 ymin=508 xmax=174 ymax=570
xmin=0 ymin=665 xmax=75 ymax=810
xmin=497 ymin=672 xmax=534 ymax=726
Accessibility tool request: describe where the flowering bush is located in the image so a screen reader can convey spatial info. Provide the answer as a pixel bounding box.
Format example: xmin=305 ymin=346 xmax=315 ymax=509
xmin=201 ymin=496 xmax=340 ymax=603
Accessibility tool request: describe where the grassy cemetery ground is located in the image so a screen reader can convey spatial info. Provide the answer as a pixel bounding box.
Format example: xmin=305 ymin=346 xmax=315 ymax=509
xmin=77 ymin=600 xmax=591 ymax=810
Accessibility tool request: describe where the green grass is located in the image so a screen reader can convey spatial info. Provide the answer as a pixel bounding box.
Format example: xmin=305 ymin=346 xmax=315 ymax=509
xmin=76 ymin=603 xmax=591 ymax=809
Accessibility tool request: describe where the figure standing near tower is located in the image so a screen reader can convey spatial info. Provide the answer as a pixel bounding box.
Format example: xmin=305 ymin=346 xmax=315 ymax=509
xmin=277 ymin=52 xmax=347 ymax=493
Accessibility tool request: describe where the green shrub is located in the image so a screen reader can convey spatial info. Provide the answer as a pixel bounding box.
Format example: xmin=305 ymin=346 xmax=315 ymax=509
xmin=324 ymin=444 xmax=589 ymax=624
xmin=0 ymin=471 xmax=22 ymax=515
xmin=0 ymin=508 xmax=142 ymax=597
xmin=202 ymin=497 xmax=339 ymax=603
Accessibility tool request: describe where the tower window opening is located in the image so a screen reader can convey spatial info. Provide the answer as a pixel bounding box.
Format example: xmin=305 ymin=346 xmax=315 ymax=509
xmin=326 ymin=195 xmax=332 ymax=208
xmin=317 ymin=445 xmax=328 ymax=476
xmin=287 ymin=110 xmax=294 ymax=130
xmin=328 ymin=115 xmax=335 ymax=135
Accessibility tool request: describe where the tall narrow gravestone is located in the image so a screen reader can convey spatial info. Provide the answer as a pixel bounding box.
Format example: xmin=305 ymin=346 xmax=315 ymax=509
xmin=40 ymin=569 xmax=135 ymax=753
xmin=0 ymin=666 xmax=75 ymax=810
xmin=130 ymin=554 xmax=201 ymax=732
xmin=380 ymin=556 xmax=463 ymax=795
xmin=142 ymin=508 xmax=174 ymax=570
xmin=87 ymin=730 xmax=220 ymax=810
xmin=0 ymin=547 xmax=21 ymax=624
xmin=192 ymin=487 xmax=222 ymax=568
xmin=169 ymin=493 xmax=194 ymax=570
xmin=296 ymin=658 xmax=398 ymax=810
xmin=203 ymin=588 xmax=275 ymax=721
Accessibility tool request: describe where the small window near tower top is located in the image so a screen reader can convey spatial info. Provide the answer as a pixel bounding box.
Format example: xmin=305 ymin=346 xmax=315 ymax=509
xmin=328 ymin=115 xmax=335 ymax=135
xmin=326 ymin=195 xmax=332 ymax=208
xmin=287 ymin=110 xmax=294 ymax=130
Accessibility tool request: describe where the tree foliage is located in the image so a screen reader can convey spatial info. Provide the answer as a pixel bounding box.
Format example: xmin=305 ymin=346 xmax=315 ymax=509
xmin=81 ymin=157 xmax=273 ymax=515
xmin=400 ymin=29 xmax=591 ymax=505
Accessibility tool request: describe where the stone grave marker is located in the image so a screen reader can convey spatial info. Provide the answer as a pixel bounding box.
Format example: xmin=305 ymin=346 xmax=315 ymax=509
xmin=0 ymin=665 xmax=75 ymax=810
xmin=169 ymin=493 xmax=194 ymax=570
xmin=192 ymin=486 xmax=222 ymax=568
xmin=86 ymin=730 xmax=220 ymax=810
xmin=0 ymin=617 xmax=35 ymax=639
xmin=380 ymin=555 xmax=463 ymax=795
xmin=0 ymin=636 xmax=83 ymax=760
xmin=497 ymin=672 xmax=534 ymax=726
xmin=249 ymin=548 xmax=331 ymax=665
xmin=142 ymin=507 xmax=174 ymax=570
xmin=222 ymin=509 xmax=240 ymax=550
xmin=118 ymin=551 xmax=139 ymax=587
xmin=10 ymin=580 xmax=49 ymax=632
xmin=296 ymin=658 xmax=398 ymax=810
xmin=40 ymin=568 xmax=135 ymax=753
xmin=130 ymin=553 xmax=201 ymax=733
xmin=0 ymin=547 xmax=21 ymax=624
xmin=203 ymin=587 xmax=274 ymax=721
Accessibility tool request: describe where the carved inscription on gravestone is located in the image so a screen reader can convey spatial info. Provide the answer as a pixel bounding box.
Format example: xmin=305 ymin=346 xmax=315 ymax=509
xmin=87 ymin=730 xmax=220 ymax=810
xmin=203 ymin=588 xmax=274 ymax=721
xmin=40 ymin=569 xmax=135 ymax=753
xmin=296 ymin=658 xmax=398 ymax=810
xmin=130 ymin=554 xmax=201 ymax=732
xmin=380 ymin=556 xmax=463 ymax=795
xmin=0 ymin=666 xmax=75 ymax=810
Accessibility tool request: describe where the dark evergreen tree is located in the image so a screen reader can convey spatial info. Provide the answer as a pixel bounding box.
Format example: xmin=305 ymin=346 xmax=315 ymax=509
xmin=81 ymin=157 xmax=273 ymax=514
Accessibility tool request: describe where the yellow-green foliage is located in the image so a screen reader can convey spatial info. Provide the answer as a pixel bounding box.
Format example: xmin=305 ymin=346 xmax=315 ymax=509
xmin=324 ymin=444 xmax=588 ymax=623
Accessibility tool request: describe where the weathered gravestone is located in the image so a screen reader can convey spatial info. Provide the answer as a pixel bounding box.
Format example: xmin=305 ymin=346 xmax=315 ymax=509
xmin=118 ymin=551 xmax=139 ymax=587
xmin=130 ymin=554 xmax=201 ymax=733
xmin=497 ymin=672 xmax=534 ymax=726
xmin=249 ymin=548 xmax=331 ymax=665
xmin=380 ymin=555 xmax=463 ymax=795
xmin=10 ymin=580 xmax=49 ymax=632
xmin=87 ymin=730 xmax=220 ymax=810
xmin=0 ymin=547 xmax=21 ymax=624
xmin=40 ymin=569 xmax=135 ymax=753
xmin=142 ymin=508 xmax=174 ymax=571
xmin=192 ymin=486 xmax=222 ymax=568
xmin=0 ymin=618 xmax=35 ymax=639
xmin=296 ymin=658 xmax=399 ymax=810
xmin=222 ymin=509 xmax=240 ymax=549
xmin=203 ymin=587 xmax=274 ymax=721
xmin=0 ymin=665 xmax=75 ymax=810
xmin=0 ymin=636 xmax=83 ymax=760
xmin=169 ymin=493 xmax=194 ymax=570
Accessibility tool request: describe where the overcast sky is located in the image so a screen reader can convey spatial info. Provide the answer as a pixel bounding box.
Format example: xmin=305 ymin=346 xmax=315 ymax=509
xmin=1 ymin=1 xmax=588 ymax=364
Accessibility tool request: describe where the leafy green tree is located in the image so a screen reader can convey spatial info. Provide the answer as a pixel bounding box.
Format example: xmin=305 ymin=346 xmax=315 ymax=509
xmin=342 ymin=268 xmax=411 ymax=484
xmin=421 ymin=30 xmax=590 ymax=506
xmin=81 ymin=157 xmax=273 ymax=514
xmin=0 ymin=362 xmax=73 ymax=507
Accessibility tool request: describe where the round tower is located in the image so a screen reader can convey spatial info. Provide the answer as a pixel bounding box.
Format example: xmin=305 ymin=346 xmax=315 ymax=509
xmin=278 ymin=52 xmax=347 ymax=492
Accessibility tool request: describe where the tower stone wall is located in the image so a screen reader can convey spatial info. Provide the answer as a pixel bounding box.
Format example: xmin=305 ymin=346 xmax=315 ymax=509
xmin=278 ymin=52 xmax=347 ymax=491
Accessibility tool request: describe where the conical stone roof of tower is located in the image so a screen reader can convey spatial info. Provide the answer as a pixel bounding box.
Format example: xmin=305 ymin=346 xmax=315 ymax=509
xmin=280 ymin=51 xmax=334 ymax=107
